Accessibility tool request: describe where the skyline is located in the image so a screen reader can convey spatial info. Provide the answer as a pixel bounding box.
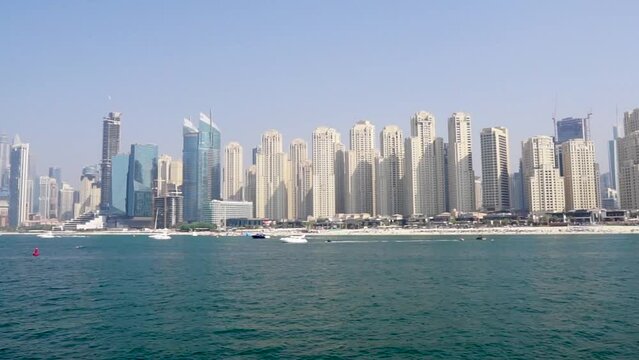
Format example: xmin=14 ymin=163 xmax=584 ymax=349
xmin=2 ymin=1 xmax=639 ymax=182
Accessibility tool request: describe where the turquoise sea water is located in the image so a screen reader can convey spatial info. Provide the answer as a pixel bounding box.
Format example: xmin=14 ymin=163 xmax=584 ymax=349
xmin=1 ymin=234 xmax=638 ymax=359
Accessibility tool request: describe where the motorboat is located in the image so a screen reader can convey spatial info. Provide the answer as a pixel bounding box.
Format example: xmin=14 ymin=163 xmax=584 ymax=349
xmin=476 ymin=236 xmax=487 ymax=240
xmin=37 ymin=231 xmax=55 ymax=239
xmin=252 ymin=233 xmax=270 ymax=239
xmin=280 ymin=234 xmax=308 ymax=244
xmin=149 ymin=229 xmax=171 ymax=240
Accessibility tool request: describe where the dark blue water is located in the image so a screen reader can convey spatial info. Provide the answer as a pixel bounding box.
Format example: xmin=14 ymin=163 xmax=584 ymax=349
xmin=1 ymin=234 xmax=638 ymax=359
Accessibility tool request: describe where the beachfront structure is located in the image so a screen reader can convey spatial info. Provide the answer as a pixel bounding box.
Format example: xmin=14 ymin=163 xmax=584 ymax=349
xmin=100 ymin=112 xmax=121 ymax=213
xmin=522 ymin=135 xmax=565 ymax=214
xmin=182 ymin=113 xmax=221 ymax=222
xmin=255 ymin=130 xmax=289 ymax=220
xmin=208 ymin=199 xmax=253 ymax=227
xmin=561 ymin=139 xmax=599 ymax=210
xmin=378 ymin=125 xmax=404 ymax=216
xmin=223 ymin=142 xmax=244 ymax=201
xmin=617 ymin=108 xmax=639 ymax=209
xmin=312 ymin=127 xmax=341 ymax=218
xmin=9 ymin=138 xmax=30 ymax=228
xmin=480 ymin=127 xmax=511 ymax=211
xmin=346 ymin=120 xmax=376 ymax=215
xmin=447 ymin=112 xmax=476 ymax=212
xmin=404 ymin=111 xmax=446 ymax=217
xmin=289 ymin=138 xmax=308 ymax=219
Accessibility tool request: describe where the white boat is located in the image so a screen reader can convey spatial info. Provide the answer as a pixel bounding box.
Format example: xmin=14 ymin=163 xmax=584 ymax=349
xmin=38 ymin=231 xmax=55 ymax=239
xmin=280 ymin=234 xmax=308 ymax=244
xmin=149 ymin=229 xmax=171 ymax=240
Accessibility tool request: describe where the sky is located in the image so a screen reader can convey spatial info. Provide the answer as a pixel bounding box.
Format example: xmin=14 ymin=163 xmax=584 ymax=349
xmin=2 ymin=0 xmax=638 ymax=187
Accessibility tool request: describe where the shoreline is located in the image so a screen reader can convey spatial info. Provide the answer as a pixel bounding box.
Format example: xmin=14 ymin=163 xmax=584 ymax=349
xmin=2 ymin=225 xmax=639 ymax=237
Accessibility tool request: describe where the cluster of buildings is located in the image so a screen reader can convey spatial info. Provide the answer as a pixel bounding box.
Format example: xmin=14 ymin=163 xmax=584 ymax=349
xmin=1 ymin=108 xmax=638 ymax=230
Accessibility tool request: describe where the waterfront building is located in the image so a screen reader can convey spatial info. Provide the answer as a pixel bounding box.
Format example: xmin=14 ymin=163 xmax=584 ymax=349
xmin=334 ymin=142 xmax=347 ymax=214
xmin=608 ymin=126 xmax=620 ymax=190
xmin=378 ymin=125 xmax=404 ymax=216
xmin=474 ymin=176 xmax=483 ymax=211
xmin=346 ymin=121 xmax=376 ymax=215
xmin=154 ymin=194 xmax=183 ymax=228
xmin=255 ymin=130 xmax=289 ymax=219
xmin=182 ymin=113 xmax=221 ymax=222
xmin=289 ymin=138 xmax=308 ymax=219
xmin=207 ymin=199 xmax=253 ymax=228
xmin=126 ymin=144 xmax=158 ymax=218
xmin=522 ymin=136 xmax=565 ymax=214
xmin=300 ymin=160 xmax=313 ymax=219
xmin=169 ymin=160 xmax=183 ymax=188
xmin=58 ymin=183 xmax=75 ymax=221
xmin=0 ymin=134 xmax=9 ymax=189
xmin=110 ymin=154 xmax=129 ymax=216
xmin=100 ymin=112 xmax=121 ymax=213
xmin=244 ymin=165 xmax=257 ymax=217
xmin=509 ymin=168 xmax=526 ymax=214
xmin=157 ymin=155 xmax=172 ymax=197
xmin=561 ymin=139 xmax=599 ymax=210
xmin=480 ymin=127 xmax=511 ymax=211
xmin=76 ymin=166 xmax=101 ymax=216
xmin=404 ymin=111 xmax=446 ymax=217
xmin=223 ymin=142 xmax=244 ymax=201
xmin=312 ymin=127 xmax=341 ymax=218
xmin=617 ymin=108 xmax=639 ymax=209
xmin=38 ymin=176 xmax=57 ymax=219
xmin=9 ymin=138 xmax=30 ymax=228
xmin=447 ymin=112 xmax=476 ymax=212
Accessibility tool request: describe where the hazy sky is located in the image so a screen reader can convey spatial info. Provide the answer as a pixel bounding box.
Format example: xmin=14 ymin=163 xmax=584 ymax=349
xmin=2 ymin=0 xmax=638 ymax=186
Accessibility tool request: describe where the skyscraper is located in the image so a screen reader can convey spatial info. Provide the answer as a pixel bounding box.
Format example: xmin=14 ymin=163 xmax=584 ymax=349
xmin=255 ymin=130 xmax=289 ymax=219
xmin=223 ymin=142 xmax=244 ymax=201
xmin=0 ymin=134 xmax=10 ymax=189
xmin=346 ymin=121 xmax=376 ymax=215
xmin=480 ymin=127 xmax=511 ymax=212
xmin=556 ymin=117 xmax=589 ymax=144
xmin=100 ymin=112 xmax=121 ymax=213
xmin=312 ymin=127 xmax=340 ymax=218
xmin=616 ymin=108 xmax=639 ymax=209
xmin=77 ymin=165 xmax=101 ymax=216
xmin=289 ymin=139 xmax=308 ymax=219
xmin=182 ymin=113 xmax=221 ymax=222
xmin=404 ymin=111 xmax=446 ymax=217
xmin=126 ymin=144 xmax=158 ymax=218
xmin=608 ymin=126 xmax=620 ymax=191
xmin=110 ymin=153 xmax=129 ymax=216
xmin=522 ymin=136 xmax=565 ymax=214
xmin=9 ymin=138 xmax=30 ymax=228
xmin=157 ymin=154 xmax=173 ymax=197
xmin=378 ymin=125 xmax=404 ymax=216
xmin=244 ymin=165 xmax=257 ymax=217
xmin=561 ymin=139 xmax=599 ymax=210
xmin=447 ymin=112 xmax=476 ymax=212
xmin=58 ymin=183 xmax=75 ymax=221
xmin=38 ymin=176 xmax=57 ymax=219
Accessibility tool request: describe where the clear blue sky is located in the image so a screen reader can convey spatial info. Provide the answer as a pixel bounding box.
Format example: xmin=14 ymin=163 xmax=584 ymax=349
xmin=2 ymin=0 xmax=638 ymax=186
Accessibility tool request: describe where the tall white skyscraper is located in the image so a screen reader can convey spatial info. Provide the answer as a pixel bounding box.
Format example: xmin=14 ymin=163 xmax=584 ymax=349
xmin=561 ymin=139 xmax=599 ymax=210
xmin=38 ymin=176 xmax=57 ymax=219
xmin=346 ymin=121 xmax=376 ymax=215
xmin=404 ymin=111 xmax=446 ymax=217
xmin=223 ymin=142 xmax=244 ymax=201
xmin=289 ymin=139 xmax=308 ymax=219
xmin=9 ymin=137 xmax=30 ymax=228
xmin=447 ymin=112 xmax=476 ymax=212
xmin=312 ymin=127 xmax=340 ymax=218
xmin=58 ymin=182 xmax=75 ymax=221
xmin=522 ymin=136 xmax=565 ymax=214
xmin=616 ymin=108 xmax=639 ymax=209
xmin=256 ymin=130 xmax=289 ymax=219
xmin=378 ymin=125 xmax=404 ymax=216
xmin=480 ymin=127 xmax=511 ymax=211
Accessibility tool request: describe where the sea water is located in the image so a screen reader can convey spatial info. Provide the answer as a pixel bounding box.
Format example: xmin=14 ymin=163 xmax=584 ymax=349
xmin=1 ymin=234 xmax=638 ymax=359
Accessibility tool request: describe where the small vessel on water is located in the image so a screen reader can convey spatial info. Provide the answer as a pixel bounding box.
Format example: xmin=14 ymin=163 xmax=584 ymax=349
xmin=476 ymin=236 xmax=487 ymax=240
xmin=280 ymin=234 xmax=308 ymax=244
xmin=37 ymin=231 xmax=55 ymax=239
xmin=149 ymin=229 xmax=171 ymax=240
xmin=252 ymin=233 xmax=270 ymax=239
xmin=32 ymin=247 xmax=40 ymax=257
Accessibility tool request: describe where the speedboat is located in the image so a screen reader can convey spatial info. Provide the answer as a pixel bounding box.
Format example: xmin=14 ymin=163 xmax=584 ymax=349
xmin=476 ymin=236 xmax=487 ymax=240
xmin=252 ymin=233 xmax=270 ymax=239
xmin=280 ymin=234 xmax=308 ymax=244
xmin=38 ymin=231 xmax=55 ymax=239
xmin=149 ymin=229 xmax=171 ymax=240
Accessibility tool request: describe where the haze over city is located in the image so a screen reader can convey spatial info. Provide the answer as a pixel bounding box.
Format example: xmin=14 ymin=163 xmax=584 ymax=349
xmin=2 ymin=0 xmax=639 ymax=183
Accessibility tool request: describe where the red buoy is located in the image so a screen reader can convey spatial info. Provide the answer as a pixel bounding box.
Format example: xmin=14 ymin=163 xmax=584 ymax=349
xmin=32 ymin=247 xmax=40 ymax=257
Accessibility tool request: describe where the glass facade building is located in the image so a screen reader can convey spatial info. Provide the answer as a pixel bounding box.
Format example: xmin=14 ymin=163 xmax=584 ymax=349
xmin=111 ymin=153 xmax=129 ymax=216
xmin=126 ymin=144 xmax=158 ymax=218
xmin=100 ymin=112 xmax=121 ymax=213
xmin=556 ymin=117 xmax=588 ymax=144
xmin=182 ymin=113 xmax=221 ymax=222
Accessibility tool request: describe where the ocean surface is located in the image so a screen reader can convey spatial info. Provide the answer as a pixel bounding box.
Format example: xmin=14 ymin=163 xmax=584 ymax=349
xmin=1 ymin=233 xmax=638 ymax=359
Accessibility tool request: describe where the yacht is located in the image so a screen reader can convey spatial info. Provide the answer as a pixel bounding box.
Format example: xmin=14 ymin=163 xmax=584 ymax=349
xmin=37 ymin=231 xmax=55 ymax=239
xmin=149 ymin=229 xmax=171 ymax=240
xmin=279 ymin=234 xmax=308 ymax=244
